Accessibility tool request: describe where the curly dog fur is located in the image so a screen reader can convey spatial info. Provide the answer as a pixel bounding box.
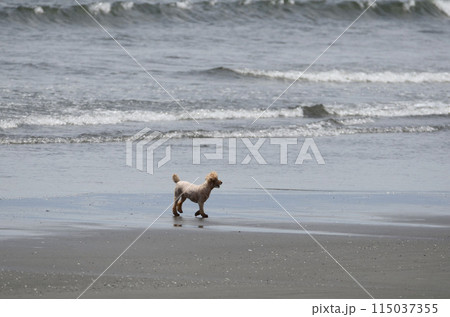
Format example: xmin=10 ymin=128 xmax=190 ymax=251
xmin=172 ymin=171 xmax=222 ymax=218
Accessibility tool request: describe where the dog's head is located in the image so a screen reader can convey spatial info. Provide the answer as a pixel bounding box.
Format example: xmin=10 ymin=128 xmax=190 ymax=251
xmin=206 ymin=171 xmax=222 ymax=189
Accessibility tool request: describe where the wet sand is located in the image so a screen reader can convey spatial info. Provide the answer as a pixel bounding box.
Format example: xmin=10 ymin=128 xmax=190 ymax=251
xmin=1 ymin=223 xmax=449 ymax=298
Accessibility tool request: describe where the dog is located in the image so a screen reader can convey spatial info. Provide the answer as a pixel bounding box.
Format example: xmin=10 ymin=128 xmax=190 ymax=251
xmin=172 ymin=171 xmax=222 ymax=218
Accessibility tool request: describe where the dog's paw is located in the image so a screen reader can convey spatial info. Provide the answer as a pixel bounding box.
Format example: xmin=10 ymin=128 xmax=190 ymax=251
xmin=173 ymin=213 xmax=180 ymax=217
xmin=195 ymin=210 xmax=200 ymax=217
xmin=202 ymin=214 xmax=209 ymax=218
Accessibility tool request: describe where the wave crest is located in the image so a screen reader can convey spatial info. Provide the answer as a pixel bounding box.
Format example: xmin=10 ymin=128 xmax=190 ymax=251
xmin=1 ymin=101 xmax=448 ymax=130
xmin=1 ymin=0 xmax=449 ymax=25
xmin=0 ymin=123 xmax=443 ymax=144
xmin=213 ymin=67 xmax=450 ymax=83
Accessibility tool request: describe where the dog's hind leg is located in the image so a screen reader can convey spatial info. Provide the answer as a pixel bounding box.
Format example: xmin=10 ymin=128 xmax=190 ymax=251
xmin=177 ymin=196 xmax=186 ymax=213
xmin=172 ymin=196 xmax=180 ymax=217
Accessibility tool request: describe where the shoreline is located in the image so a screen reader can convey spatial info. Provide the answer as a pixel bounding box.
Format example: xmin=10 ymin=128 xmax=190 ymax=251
xmin=1 ymin=190 xmax=449 ymax=240
xmin=1 ymin=190 xmax=449 ymax=298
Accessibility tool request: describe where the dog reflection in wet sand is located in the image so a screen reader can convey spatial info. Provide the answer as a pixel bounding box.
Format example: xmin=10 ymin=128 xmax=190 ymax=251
xmin=172 ymin=172 xmax=222 ymax=218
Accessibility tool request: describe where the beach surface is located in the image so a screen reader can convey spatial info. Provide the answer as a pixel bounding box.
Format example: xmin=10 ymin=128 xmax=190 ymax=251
xmin=1 ymin=191 xmax=449 ymax=299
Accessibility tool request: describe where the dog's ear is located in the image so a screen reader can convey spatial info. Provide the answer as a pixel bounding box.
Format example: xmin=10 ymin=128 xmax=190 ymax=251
xmin=206 ymin=171 xmax=218 ymax=182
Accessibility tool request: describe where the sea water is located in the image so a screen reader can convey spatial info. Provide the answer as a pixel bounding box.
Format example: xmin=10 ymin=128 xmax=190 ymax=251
xmin=0 ymin=0 xmax=449 ymax=232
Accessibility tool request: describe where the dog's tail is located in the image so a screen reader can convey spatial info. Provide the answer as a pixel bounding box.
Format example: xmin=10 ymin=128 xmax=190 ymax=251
xmin=172 ymin=174 xmax=180 ymax=183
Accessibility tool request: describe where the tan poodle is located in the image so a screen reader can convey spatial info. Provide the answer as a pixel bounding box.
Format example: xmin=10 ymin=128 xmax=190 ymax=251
xmin=172 ymin=171 xmax=222 ymax=218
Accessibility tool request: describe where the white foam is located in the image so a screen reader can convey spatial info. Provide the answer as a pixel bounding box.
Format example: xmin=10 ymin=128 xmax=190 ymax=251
xmin=34 ymin=6 xmax=44 ymax=14
xmin=0 ymin=110 xmax=176 ymax=129
xmin=163 ymin=123 xmax=438 ymax=139
xmin=175 ymin=1 xmax=192 ymax=9
xmin=121 ymin=2 xmax=134 ymax=10
xmin=0 ymin=108 xmax=302 ymax=129
xmin=230 ymin=68 xmax=450 ymax=83
xmin=0 ymin=122 xmax=440 ymax=145
xmin=0 ymin=135 xmax=123 ymax=145
xmin=89 ymin=2 xmax=112 ymax=15
xmin=337 ymin=118 xmax=375 ymax=125
xmin=274 ymin=0 xmax=295 ymax=5
xmin=1 ymin=101 xmax=447 ymax=130
xmin=433 ymin=0 xmax=450 ymax=16
xmin=332 ymin=101 xmax=450 ymax=118
xmin=403 ymin=0 xmax=416 ymax=11
xmin=190 ymin=107 xmax=303 ymax=120
xmin=1 ymin=123 xmax=438 ymax=145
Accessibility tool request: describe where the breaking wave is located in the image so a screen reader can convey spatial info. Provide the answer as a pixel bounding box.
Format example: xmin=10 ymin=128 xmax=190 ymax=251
xmin=0 ymin=101 xmax=448 ymax=130
xmin=1 ymin=0 xmax=449 ymax=25
xmin=0 ymin=122 xmax=444 ymax=144
xmin=211 ymin=67 xmax=450 ymax=83
xmin=0 ymin=108 xmax=301 ymax=129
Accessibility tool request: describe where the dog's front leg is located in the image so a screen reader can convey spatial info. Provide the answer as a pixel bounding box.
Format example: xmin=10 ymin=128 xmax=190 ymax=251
xmin=194 ymin=201 xmax=208 ymax=218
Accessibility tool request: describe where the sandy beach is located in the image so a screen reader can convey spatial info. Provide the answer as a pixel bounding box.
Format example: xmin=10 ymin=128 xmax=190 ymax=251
xmin=1 ymin=196 xmax=449 ymax=299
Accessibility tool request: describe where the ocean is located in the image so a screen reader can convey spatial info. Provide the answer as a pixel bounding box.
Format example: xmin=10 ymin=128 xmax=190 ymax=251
xmin=0 ymin=0 xmax=449 ymax=216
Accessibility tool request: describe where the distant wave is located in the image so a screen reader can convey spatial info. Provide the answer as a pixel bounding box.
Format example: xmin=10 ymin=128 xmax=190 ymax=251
xmin=1 ymin=0 xmax=449 ymax=25
xmin=211 ymin=67 xmax=450 ymax=83
xmin=1 ymin=101 xmax=448 ymax=129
